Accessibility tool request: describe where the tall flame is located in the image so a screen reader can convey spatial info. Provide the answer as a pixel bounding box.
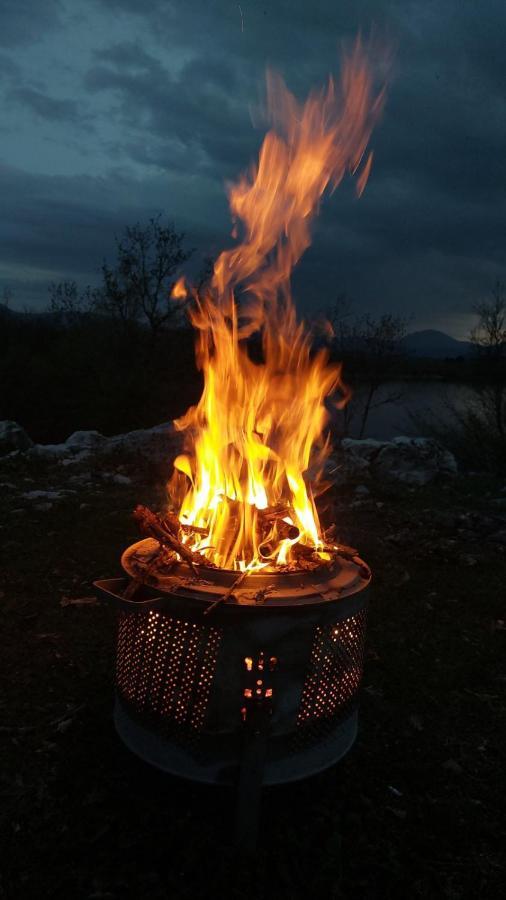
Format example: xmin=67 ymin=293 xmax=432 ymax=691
xmin=169 ymin=40 xmax=386 ymax=571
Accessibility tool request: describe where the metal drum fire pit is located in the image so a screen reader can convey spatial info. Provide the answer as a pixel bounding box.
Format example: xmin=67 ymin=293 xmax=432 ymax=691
xmin=95 ymin=538 xmax=370 ymax=840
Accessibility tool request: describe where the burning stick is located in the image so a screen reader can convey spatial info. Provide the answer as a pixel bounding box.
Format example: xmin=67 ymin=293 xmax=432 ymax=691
xmin=133 ymin=505 xmax=216 ymax=571
xmin=257 ymin=502 xmax=291 ymax=522
xmin=291 ymin=542 xmax=318 ymax=560
xmin=203 ymin=569 xmax=250 ymax=616
xmin=256 ymin=505 xmax=300 ymax=546
xmin=162 ymin=510 xmax=208 ymax=537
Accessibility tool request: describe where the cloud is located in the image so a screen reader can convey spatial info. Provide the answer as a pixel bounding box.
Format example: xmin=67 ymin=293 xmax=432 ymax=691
xmin=0 ymin=161 xmax=227 ymax=308
xmin=83 ymin=43 xmax=255 ymax=176
xmin=1 ymin=0 xmax=506 ymax=337
xmin=7 ymin=86 xmax=85 ymax=124
xmin=0 ymin=0 xmax=63 ymax=47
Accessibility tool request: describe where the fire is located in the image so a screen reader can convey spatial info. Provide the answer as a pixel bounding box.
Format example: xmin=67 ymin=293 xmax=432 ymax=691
xmin=168 ymin=39 xmax=386 ymax=571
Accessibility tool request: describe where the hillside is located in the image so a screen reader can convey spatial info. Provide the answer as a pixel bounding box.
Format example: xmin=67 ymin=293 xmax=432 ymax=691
xmin=402 ymin=329 xmax=472 ymax=358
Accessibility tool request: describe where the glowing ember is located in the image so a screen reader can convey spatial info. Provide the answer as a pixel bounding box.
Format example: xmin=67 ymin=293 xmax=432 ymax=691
xmin=168 ymin=39 xmax=387 ymax=571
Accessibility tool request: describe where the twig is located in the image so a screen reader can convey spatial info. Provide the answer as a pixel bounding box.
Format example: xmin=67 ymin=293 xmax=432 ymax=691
xmin=204 ymin=570 xmax=250 ymax=616
xmin=0 ymin=703 xmax=86 ymax=734
xmin=133 ymin=505 xmax=215 ymax=573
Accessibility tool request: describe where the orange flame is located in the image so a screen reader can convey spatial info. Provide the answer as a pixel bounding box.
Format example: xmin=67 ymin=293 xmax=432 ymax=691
xmin=171 ymin=276 xmax=188 ymax=300
xmin=168 ymin=40 xmax=387 ymax=571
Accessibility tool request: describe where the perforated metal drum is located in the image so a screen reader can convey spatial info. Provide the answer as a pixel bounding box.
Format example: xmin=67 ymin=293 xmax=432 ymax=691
xmin=95 ymin=540 xmax=370 ymax=786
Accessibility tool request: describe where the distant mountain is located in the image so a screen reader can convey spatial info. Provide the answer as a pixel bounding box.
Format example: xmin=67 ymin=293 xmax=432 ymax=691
xmin=402 ymin=329 xmax=473 ymax=358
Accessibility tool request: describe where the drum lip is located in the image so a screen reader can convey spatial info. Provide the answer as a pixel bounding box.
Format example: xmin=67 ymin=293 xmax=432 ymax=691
xmin=114 ymin=538 xmax=371 ymax=611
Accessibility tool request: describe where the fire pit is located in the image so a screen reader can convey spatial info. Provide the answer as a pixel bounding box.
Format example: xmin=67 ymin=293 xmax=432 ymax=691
xmin=96 ymin=541 xmax=369 ymax=787
xmin=95 ymin=40 xmax=384 ymax=844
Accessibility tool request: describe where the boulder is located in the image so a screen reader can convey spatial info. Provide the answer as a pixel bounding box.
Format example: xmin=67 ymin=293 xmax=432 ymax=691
xmin=107 ymin=423 xmax=182 ymax=464
xmin=0 ymin=421 xmax=33 ymax=454
xmin=337 ymin=439 xmax=385 ymax=481
xmin=374 ymin=437 xmax=457 ymax=486
xmin=23 ymin=423 xmax=182 ymax=469
xmin=65 ymin=430 xmax=107 ymax=450
xmin=335 ymin=436 xmax=457 ymax=486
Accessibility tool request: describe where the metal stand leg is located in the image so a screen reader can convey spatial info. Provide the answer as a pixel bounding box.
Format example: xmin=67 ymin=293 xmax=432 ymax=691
xmin=235 ymin=726 xmax=268 ymax=850
xmin=235 ymin=651 xmax=277 ymax=850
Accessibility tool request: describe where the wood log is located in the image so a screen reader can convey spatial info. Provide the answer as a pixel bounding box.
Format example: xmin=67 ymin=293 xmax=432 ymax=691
xmin=275 ymin=520 xmax=300 ymax=541
xmin=257 ymin=502 xmax=291 ymax=523
xmin=291 ymin=542 xmax=317 ymax=559
xmin=162 ymin=510 xmax=209 ymax=537
xmin=133 ymin=505 xmax=216 ymax=569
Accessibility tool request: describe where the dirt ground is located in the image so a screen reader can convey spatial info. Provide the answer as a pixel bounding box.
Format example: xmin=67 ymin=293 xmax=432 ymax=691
xmin=0 ymin=451 xmax=504 ymax=899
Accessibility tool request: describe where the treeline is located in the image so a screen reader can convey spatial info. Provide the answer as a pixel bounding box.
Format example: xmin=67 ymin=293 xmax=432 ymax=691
xmin=0 ymin=309 xmax=201 ymax=443
xmin=1 ymin=213 xmax=504 ymax=470
xmin=0 ymin=218 xmax=202 ymax=443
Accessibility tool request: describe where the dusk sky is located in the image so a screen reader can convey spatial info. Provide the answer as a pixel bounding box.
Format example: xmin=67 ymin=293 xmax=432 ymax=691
xmin=1 ymin=0 xmax=505 ymax=338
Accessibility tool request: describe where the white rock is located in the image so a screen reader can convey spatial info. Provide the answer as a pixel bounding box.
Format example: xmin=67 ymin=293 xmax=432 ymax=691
xmin=65 ymin=430 xmax=107 ymax=449
xmin=335 ymin=435 xmax=457 ymax=486
xmin=111 ymin=473 xmax=132 ymax=485
xmin=374 ymin=437 xmax=457 ymax=486
xmin=21 ymin=489 xmax=73 ymax=501
xmin=28 ymin=442 xmax=69 ymax=459
xmin=0 ymin=421 xmax=33 ymax=454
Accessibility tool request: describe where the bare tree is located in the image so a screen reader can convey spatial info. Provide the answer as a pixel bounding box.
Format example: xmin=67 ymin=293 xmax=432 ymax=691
xmin=48 ymin=280 xmax=97 ymax=324
xmin=97 ymin=216 xmax=193 ymax=338
xmin=470 ymin=280 xmax=506 ymax=435
xmin=331 ymin=308 xmax=407 ymax=438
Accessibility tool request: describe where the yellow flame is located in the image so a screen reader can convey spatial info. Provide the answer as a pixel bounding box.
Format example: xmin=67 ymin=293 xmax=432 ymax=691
xmin=168 ymin=40 xmax=386 ymax=570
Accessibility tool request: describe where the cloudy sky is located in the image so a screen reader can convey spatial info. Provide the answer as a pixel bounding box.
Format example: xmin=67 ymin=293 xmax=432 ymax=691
xmin=1 ymin=0 xmax=505 ymax=337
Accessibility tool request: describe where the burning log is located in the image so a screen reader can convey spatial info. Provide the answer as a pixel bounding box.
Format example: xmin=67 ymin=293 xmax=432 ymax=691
xmin=291 ymin=542 xmax=318 ymax=560
xmin=133 ymin=505 xmax=216 ymax=570
xmin=256 ymin=505 xmax=300 ymax=544
xmin=162 ymin=510 xmax=209 ymax=537
xmin=274 ymin=520 xmax=300 ymax=541
xmin=334 ymin=543 xmax=359 ymax=560
xmin=258 ymin=541 xmax=275 ymax=559
xmin=257 ymin=502 xmax=291 ymax=523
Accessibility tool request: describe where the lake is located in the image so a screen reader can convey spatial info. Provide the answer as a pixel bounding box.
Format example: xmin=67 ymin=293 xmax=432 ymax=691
xmin=339 ymin=380 xmax=476 ymax=440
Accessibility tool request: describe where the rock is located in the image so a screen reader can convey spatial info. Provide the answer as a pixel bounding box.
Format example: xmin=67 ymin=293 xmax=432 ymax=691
xmin=0 ymin=421 xmax=33 ymax=454
xmin=459 ymin=554 xmax=478 ymax=567
xmin=489 ymin=530 xmax=506 ymax=546
xmin=338 ymin=439 xmax=384 ymax=479
xmin=23 ymin=422 xmax=182 ymax=468
xmin=110 ymin=473 xmax=132 ymax=485
xmin=28 ymin=442 xmax=72 ymax=460
xmin=107 ymin=423 xmax=182 ymax=464
xmin=21 ymin=489 xmax=72 ymax=502
xmin=374 ymin=437 xmax=457 ymax=486
xmin=65 ymin=430 xmax=107 ymax=450
xmin=334 ymin=436 xmax=457 ymax=486
xmin=354 ymin=484 xmax=370 ymax=496
xmin=442 ymin=758 xmax=463 ymax=775
xmin=60 ymin=452 xmax=90 ymax=466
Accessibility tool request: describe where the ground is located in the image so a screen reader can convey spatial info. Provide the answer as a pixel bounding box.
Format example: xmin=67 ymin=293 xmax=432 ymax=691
xmin=0 ymin=450 xmax=504 ymax=900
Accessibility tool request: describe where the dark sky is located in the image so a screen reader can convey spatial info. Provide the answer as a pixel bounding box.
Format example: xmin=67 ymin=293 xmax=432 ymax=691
xmin=1 ymin=0 xmax=505 ymax=337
